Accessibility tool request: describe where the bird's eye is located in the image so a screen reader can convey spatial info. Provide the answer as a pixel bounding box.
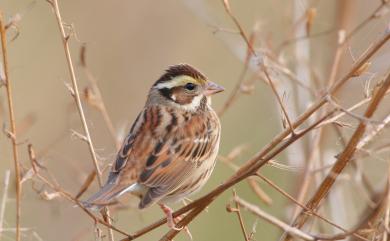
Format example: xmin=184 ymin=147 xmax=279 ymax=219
xmin=184 ymin=83 xmax=196 ymax=91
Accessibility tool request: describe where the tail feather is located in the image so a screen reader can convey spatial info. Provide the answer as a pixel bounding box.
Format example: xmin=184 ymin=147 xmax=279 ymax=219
xmin=82 ymin=183 xmax=128 ymax=210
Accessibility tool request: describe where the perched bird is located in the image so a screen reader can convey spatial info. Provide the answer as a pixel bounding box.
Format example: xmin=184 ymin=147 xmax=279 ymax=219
xmin=84 ymin=64 xmax=224 ymax=230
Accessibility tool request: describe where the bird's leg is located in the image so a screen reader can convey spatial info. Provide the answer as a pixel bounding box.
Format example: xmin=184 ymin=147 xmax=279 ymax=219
xmin=159 ymin=204 xmax=193 ymax=239
xmin=159 ymin=204 xmax=182 ymax=231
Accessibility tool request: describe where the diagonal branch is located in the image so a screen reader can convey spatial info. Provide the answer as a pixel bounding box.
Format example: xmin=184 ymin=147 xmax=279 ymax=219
xmin=234 ymin=196 xmax=315 ymax=241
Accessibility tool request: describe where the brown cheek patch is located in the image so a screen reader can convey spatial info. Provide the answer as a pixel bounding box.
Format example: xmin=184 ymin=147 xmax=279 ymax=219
xmin=171 ymin=87 xmax=195 ymax=105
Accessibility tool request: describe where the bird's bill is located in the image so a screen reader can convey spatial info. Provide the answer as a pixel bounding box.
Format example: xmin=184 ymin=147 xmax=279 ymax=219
xmin=204 ymin=81 xmax=224 ymax=96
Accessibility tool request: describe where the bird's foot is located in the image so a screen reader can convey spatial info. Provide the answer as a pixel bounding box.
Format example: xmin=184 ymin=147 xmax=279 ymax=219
xmin=159 ymin=204 xmax=193 ymax=239
xmin=159 ymin=204 xmax=182 ymax=231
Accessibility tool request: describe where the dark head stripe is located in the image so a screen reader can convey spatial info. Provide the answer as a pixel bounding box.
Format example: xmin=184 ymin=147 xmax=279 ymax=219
xmin=154 ymin=64 xmax=207 ymax=86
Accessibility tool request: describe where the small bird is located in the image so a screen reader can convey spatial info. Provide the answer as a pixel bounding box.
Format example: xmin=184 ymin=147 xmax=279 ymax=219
xmin=84 ymin=64 xmax=224 ymax=230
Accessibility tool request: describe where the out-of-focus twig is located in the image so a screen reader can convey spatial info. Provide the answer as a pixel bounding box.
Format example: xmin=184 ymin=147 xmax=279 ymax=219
xmin=318 ymin=89 xmax=390 ymax=127
xmin=357 ymin=113 xmax=390 ymax=149
xmin=0 ymin=11 xmax=22 ymax=241
xmin=80 ymin=44 xmax=119 ymax=149
xmin=263 ymin=68 xmax=296 ymax=134
xmin=0 ymin=170 xmax=10 ymax=239
xmin=75 ymin=170 xmax=97 ymax=199
xmin=345 ymin=2 xmax=390 ymax=42
xmin=218 ymin=31 xmax=254 ymax=117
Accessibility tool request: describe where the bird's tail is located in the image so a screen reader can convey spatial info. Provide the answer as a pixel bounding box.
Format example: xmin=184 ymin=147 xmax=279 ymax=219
xmin=82 ymin=181 xmax=130 ymax=210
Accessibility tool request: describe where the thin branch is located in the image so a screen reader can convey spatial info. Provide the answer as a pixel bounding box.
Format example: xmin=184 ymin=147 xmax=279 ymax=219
xmin=234 ymin=196 xmax=315 ymax=240
xmin=263 ymin=67 xmax=296 ymax=134
xmin=256 ymin=173 xmax=369 ymax=241
xmin=48 ymin=1 xmax=114 ymax=240
xmin=0 ymin=11 xmax=21 ymax=241
xmin=247 ymin=178 xmax=273 ymax=205
xmin=318 ymin=89 xmax=390 ymax=127
xmin=226 ymin=191 xmax=250 ymax=241
xmin=345 ymin=2 xmax=390 ymax=42
xmin=26 ymin=144 xmax=132 ymax=239
xmin=235 ymin=196 xmax=366 ymax=241
xmin=36 ymin=172 xmax=130 ymax=238
xmin=218 ymin=44 xmax=251 ymax=117
xmin=222 ymin=0 xmax=256 ymax=55
xmin=75 ymin=170 xmax=97 ymax=199
xmin=276 ymin=29 xmax=335 ymax=53
xmin=325 ymin=95 xmax=383 ymax=125
xmin=357 ymin=113 xmax=390 ymax=149
xmin=49 ymin=0 xmax=103 ymax=186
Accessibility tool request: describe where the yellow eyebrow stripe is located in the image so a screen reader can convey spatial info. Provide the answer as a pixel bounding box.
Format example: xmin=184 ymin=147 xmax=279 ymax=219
xmin=154 ymin=75 xmax=206 ymax=89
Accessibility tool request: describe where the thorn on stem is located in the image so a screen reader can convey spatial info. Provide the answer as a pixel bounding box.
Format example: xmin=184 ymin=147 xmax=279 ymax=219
xmin=64 ymin=82 xmax=75 ymax=97
xmin=71 ymin=129 xmax=88 ymax=142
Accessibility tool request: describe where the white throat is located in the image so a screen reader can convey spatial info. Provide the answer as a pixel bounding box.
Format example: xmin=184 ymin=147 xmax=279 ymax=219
xmin=176 ymin=95 xmax=203 ymax=112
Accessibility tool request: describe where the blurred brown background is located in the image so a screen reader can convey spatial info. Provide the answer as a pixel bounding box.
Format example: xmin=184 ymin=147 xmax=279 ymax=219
xmin=1 ymin=1 xmax=390 ymax=241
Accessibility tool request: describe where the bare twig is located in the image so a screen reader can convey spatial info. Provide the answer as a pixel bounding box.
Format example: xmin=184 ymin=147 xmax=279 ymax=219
xmin=75 ymin=170 xmax=97 ymax=199
xmin=48 ymin=1 xmax=114 ymax=240
xmin=49 ymin=0 xmax=103 ymax=186
xmin=357 ymin=113 xmax=390 ymax=149
xmin=218 ymin=30 xmax=254 ymax=117
xmin=0 ymin=11 xmax=22 ymax=241
xmin=226 ymin=191 xmax=250 ymax=241
xmin=36 ymin=173 xmax=130 ymax=238
xmin=256 ymin=173 xmax=369 ymax=241
xmin=26 ymin=144 xmax=131 ymax=238
xmin=325 ymin=95 xmax=383 ymax=125
xmin=345 ymin=2 xmax=390 ymax=42
xmin=235 ymin=196 xmax=367 ymax=241
xmin=234 ymin=196 xmax=315 ymax=240
xmin=318 ymin=89 xmax=390 ymax=127
xmin=263 ymin=67 xmax=296 ymax=134
xmin=222 ymin=0 xmax=255 ymax=55
xmin=247 ymin=178 xmax=273 ymax=205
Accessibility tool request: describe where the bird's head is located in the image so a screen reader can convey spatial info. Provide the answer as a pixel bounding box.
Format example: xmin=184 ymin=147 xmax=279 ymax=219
xmin=148 ymin=64 xmax=224 ymax=112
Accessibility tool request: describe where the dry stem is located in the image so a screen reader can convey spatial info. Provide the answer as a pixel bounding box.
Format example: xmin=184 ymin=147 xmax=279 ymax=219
xmin=0 ymin=11 xmax=21 ymax=241
xmin=48 ymin=1 xmax=114 ymax=240
xmin=227 ymin=191 xmax=250 ymax=241
xmin=234 ymin=196 xmax=315 ymax=240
